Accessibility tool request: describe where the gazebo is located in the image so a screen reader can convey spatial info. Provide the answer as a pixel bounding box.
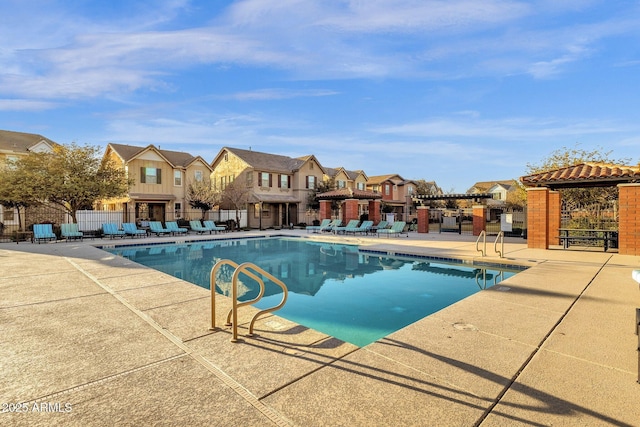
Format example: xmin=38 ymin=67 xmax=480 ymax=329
xmin=520 ymin=162 xmax=640 ymax=255
xmin=315 ymin=188 xmax=382 ymax=225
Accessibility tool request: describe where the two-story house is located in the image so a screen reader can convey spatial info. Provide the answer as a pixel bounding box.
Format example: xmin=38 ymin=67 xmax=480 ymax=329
xmin=210 ymin=147 xmax=325 ymax=228
xmin=323 ymin=167 xmax=369 ymax=218
xmin=101 ymin=143 xmax=213 ymax=224
xmin=366 ymin=174 xmax=418 ymax=222
xmin=0 ymin=130 xmax=57 ymax=231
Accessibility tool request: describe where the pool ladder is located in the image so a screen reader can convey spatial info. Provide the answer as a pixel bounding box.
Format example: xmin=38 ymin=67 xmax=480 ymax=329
xmin=476 ymin=231 xmax=504 ymax=258
xmin=209 ymin=260 xmax=288 ymax=343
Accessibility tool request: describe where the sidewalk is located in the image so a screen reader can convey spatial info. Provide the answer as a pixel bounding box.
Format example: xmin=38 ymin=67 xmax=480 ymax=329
xmin=1 ymin=230 xmax=639 ymax=426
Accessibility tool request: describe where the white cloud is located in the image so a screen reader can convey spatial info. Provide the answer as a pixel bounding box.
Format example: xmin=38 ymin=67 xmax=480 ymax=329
xmin=0 ymin=99 xmax=58 ymax=111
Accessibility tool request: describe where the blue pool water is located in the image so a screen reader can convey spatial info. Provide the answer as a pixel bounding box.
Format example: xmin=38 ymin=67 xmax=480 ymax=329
xmin=104 ymin=237 xmax=522 ymax=346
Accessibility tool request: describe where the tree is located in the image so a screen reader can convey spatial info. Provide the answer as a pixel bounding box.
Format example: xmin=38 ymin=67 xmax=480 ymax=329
xmin=0 ymin=162 xmax=38 ymax=231
xmin=525 ymin=143 xmax=630 ymax=206
xmin=0 ymin=143 xmax=131 ymax=224
xmin=186 ymin=178 xmax=220 ymax=219
xmin=220 ymin=179 xmax=252 ymax=230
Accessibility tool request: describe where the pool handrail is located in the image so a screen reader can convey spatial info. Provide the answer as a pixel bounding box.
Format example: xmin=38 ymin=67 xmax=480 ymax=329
xmin=210 ymin=259 xmax=288 ymax=343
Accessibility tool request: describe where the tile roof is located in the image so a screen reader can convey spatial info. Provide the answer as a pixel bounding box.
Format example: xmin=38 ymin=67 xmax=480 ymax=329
xmin=316 ymin=188 xmax=381 ymax=200
xmin=520 ymin=162 xmax=640 ymax=188
xmin=224 ymin=147 xmax=310 ymax=173
xmin=0 ymin=129 xmax=57 ymax=152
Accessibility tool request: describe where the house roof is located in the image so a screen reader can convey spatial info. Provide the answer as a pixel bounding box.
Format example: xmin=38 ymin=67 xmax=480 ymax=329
xmin=0 ymin=129 xmax=57 ymax=153
xmin=468 ymin=180 xmax=518 ymax=192
xmin=223 ymin=147 xmax=324 ymax=173
xmin=325 ymin=167 xmax=366 ymax=181
xmin=520 ymin=162 xmax=640 ymax=189
xmin=316 ymin=188 xmax=382 ymax=200
xmin=107 ymin=143 xmax=211 ymax=170
xmin=367 ymin=174 xmax=407 ymax=185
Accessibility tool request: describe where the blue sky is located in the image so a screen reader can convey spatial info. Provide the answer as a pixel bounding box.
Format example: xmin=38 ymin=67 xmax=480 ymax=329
xmin=2 ymin=0 xmax=640 ymax=192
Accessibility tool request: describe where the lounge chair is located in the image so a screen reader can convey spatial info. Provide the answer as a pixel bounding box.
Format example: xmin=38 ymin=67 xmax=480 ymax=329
xmin=376 ymin=221 xmax=408 ymax=238
xmin=102 ymin=223 xmax=126 ymax=238
xmin=61 ymin=223 xmax=83 ymax=241
xmin=203 ymin=220 xmax=226 ymax=233
xmin=122 ymin=223 xmax=146 ymax=238
xmin=333 ymin=220 xmax=360 ymax=234
xmin=320 ymin=219 xmax=341 ymax=233
xmin=370 ymin=220 xmax=388 ymax=232
xmin=306 ymin=219 xmax=331 ymax=233
xmin=189 ymin=220 xmax=211 ymax=234
xmin=33 ymin=224 xmax=57 ymax=243
xmin=346 ymin=220 xmax=373 ymax=235
xmin=148 ymin=221 xmax=171 ymax=236
xmin=166 ymin=221 xmax=188 ymax=235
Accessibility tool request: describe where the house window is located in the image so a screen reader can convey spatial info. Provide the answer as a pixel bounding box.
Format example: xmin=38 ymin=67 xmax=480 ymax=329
xmin=175 ymin=202 xmax=181 ymax=217
xmin=2 ymin=205 xmax=14 ymax=221
xmin=279 ymin=174 xmax=290 ymax=188
xmin=259 ymin=172 xmax=271 ymax=187
xmin=306 ymin=175 xmax=316 ymax=189
xmin=407 ymin=185 xmax=413 ymax=195
xmin=337 ymin=180 xmax=346 ymax=189
xmin=385 ymin=184 xmax=390 ymax=195
xmin=357 ymin=182 xmax=365 ymax=190
xmin=140 ymin=167 xmax=161 ymax=184
xmin=493 ymin=192 xmax=502 ymax=200
xmin=220 ymin=176 xmax=227 ymax=189
xmin=194 ymin=170 xmax=203 ymax=182
xmin=174 ymin=170 xmax=182 ymax=186
xmin=246 ymin=171 xmax=253 ymax=186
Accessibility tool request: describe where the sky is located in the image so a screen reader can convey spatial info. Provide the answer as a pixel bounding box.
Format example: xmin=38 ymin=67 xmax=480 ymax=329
xmin=2 ymin=0 xmax=640 ymax=192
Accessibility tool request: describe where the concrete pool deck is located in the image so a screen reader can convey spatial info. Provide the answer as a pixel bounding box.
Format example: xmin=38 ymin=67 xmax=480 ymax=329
xmin=1 ymin=230 xmax=639 ymax=426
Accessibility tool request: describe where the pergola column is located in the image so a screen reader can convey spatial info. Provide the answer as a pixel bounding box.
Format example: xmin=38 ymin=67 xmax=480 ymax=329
xmin=472 ymin=205 xmax=487 ymax=236
xmin=417 ymin=206 xmax=429 ymax=233
xmin=548 ymin=191 xmax=561 ymax=246
xmin=368 ymin=200 xmax=381 ymax=224
xmin=526 ymin=187 xmax=551 ymax=249
xmin=618 ymin=183 xmax=640 ymax=255
xmin=319 ymin=200 xmax=332 ymax=220
xmin=343 ymin=198 xmax=359 ymax=223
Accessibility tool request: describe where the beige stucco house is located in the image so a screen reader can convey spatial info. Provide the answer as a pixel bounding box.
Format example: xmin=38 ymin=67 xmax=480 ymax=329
xmin=210 ymin=147 xmax=325 ymax=228
xmin=101 ymin=143 xmax=213 ymax=223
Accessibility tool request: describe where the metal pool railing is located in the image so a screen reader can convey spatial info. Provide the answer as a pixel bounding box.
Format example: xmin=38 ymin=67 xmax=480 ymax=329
xmin=210 ymin=260 xmax=288 ymax=343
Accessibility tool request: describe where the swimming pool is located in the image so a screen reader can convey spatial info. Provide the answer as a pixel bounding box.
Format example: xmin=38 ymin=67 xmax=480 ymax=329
xmin=104 ymin=237 xmax=522 ymax=346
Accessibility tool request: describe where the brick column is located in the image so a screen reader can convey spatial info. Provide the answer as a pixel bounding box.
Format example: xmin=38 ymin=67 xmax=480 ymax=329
xmin=472 ymin=205 xmax=487 ymax=236
xmin=343 ymin=199 xmax=359 ymax=224
xmin=548 ymin=191 xmax=561 ymax=246
xmin=417 ymin=206 xmax=429 ymax=233
xmin=527 ymin=187 xmax=550 ymax=249
xmin=319 ymin=200 xmax=332 ymax=220
xmin=618 ymin=184 xmax=640 ymax=256
xmin=368 ymin=200 xmax=381 ymax=224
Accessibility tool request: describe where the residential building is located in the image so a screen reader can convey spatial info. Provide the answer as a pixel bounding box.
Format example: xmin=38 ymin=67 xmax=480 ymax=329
xmin=467 ymin=180 xmax=520 ymax=206
xmin=210 ymin=147 xmax=325 ymax=228
xmin=101 ymin=143 xmax=213 ymax=223
xmin=324 ymin=167 xmax=370 ymax=219
xmin=366 ymin=174 xmax=418 ymax=222
xmin=0 ymin=130 xmax=57 ymax=230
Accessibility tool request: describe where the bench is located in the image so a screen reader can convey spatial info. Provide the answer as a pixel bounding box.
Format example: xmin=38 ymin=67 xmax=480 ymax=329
xmin=558 ymin=228 xmax=618 ymax=252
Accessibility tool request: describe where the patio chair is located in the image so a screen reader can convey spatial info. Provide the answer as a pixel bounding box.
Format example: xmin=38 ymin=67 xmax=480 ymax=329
xmin=346 ymin=220 xmax=373 ymax=235
xmin=370 ymin=220 xmax=388 ymax=232
xmin=61 ymin=223 xmax=83 ymax=241
xmin=166 ymin=221 xmax=188 ymax=235
xmin=33 ymin=224 xmax=57 ymax=243
xmin=306 ymin=219 xmax=331 ymax=233
xmin=102 ymin=223 xmax=126 ymax=239
xmin=122 ymin=223 xmax=146 ymax=238
xmin=320 ymin=219 xmax=341 ymax=233
xmin=376 ymin=221 xmax=408 ymax=238
xmin=148 ymin=221 xmax=171 ymax=236
xmin=333 ymin=220 xmax=360 ymax=234
xmin=203 ymin=220 xmax=226 ymax=233
xmin=189 ymin=220 xmax=211 ymax=234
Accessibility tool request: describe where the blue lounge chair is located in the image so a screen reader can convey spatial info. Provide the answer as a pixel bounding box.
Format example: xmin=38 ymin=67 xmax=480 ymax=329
xmin=203 ymin=220 xmax=226 ymax=233
xmin=370 ymin=220 xmax=388 ymax=233
xmin=148 ymin=221 xmax=171 ymax=236
xmin=61 ymin=223 xmax=83 ymax=241
xmin=102 ymin=223 xmax=126 ymax=238
xmin=306 ymin=219 xmax=331 ymax=233
xmin=320 ymin=219 xmax=341 ymax=233
xmin=189 ymin=220 xmax=210 ymax=234
xmin=33 ymin=224 xmax=57 ymax=243
xmin=376 ymin=221 xmax=408 ymax=238
xmin=122 ymin=223 xmax=146 ymax=238
xmin=333 ymin=220 xmax=359 ymax=234
xmin=166 ymin=221 xmax=188 ymax=235
xmin=346 ymin=220 xmax=373 ymax=235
